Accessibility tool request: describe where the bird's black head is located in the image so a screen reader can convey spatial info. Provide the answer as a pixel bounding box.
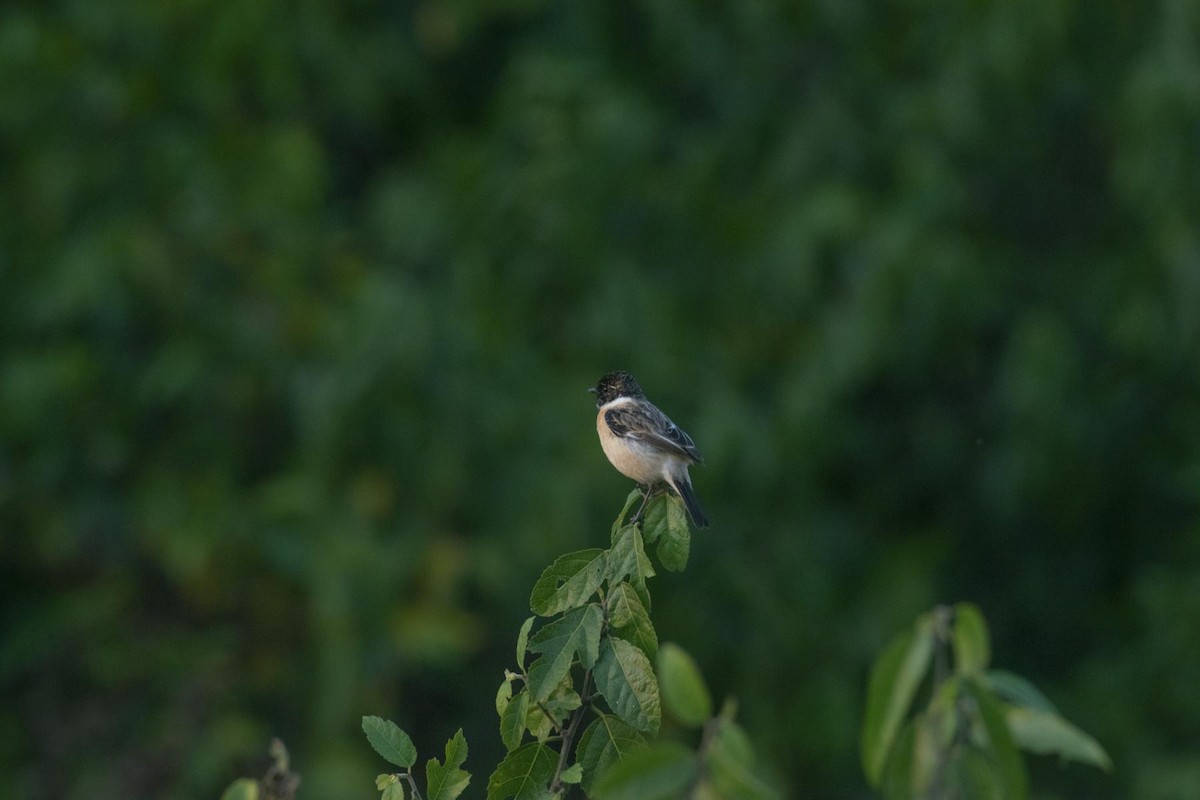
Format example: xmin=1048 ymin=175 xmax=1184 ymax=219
xmin=589 ymin=371 xmax=644 ymax=406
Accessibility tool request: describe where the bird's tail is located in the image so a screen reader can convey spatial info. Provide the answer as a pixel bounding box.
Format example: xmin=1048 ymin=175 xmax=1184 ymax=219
xmin=672 ymin=473 xmax=710 ymax=529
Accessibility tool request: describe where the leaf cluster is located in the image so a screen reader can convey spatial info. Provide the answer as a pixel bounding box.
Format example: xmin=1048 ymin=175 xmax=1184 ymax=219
xmin=862 ymin=604 xmax=1111 ymax=800
xmin=362 ymin=490 xmax=778 ymax=799
xmin=218 ymin=739 xmax=300 ymax=800
xmin=365 ymin=718 xmax=471 ymax=800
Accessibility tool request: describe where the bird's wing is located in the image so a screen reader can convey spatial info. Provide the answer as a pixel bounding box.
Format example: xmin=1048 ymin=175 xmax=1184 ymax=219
xmin=605 ymin=402 xmax=703 ymax=462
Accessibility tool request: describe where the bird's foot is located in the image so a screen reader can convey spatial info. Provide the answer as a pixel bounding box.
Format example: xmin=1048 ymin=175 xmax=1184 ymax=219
xmin=629 ymin=486 xmax=659 ymax=527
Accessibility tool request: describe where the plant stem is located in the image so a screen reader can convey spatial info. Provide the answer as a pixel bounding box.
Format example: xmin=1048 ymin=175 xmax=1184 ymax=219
xmin=932 ymin=604 xmax=953 ymax=691
xmin=549 ymin=669 xmax=593 ymax=795
xmin=403 ymin=770 xmax=424 ymax=800
xmin=686 ymin=717 xmax=721 ymax=798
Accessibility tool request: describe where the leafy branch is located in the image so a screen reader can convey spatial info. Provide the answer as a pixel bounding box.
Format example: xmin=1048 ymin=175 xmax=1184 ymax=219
xmin=358 ymin=488 xmax=778 ymax=799
xmin=220 ymin=491 xmax=1114 ymax=800
xmin=862 ymin=602 xmax=1112 ymax=800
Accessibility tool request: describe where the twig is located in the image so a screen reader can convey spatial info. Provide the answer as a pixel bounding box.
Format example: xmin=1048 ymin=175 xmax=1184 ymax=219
xmin=685 ymin=717 xmax=721 ymax=798
xmin=403 ymin=771 xmax=424 ymax=800
xmin=549 ymin=669 xmax=593 ymax=795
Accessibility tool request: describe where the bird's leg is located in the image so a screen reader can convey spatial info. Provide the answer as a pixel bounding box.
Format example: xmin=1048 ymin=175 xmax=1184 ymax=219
xmin=630 ymin=484 xmax=658 ymax=526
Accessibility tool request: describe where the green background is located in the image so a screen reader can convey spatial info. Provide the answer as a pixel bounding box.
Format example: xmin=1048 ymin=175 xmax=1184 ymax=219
xmin=3 ymin=1 xmax=1199 ymax=798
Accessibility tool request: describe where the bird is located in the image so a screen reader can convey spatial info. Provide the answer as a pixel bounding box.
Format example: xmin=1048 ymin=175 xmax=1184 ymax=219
xmin=589 ymin=371 xmax=709 ymax=528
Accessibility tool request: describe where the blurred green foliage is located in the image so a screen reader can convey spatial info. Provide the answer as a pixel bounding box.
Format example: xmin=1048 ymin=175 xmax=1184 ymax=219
xmin=1 ymin=0 xmax=1198 ymax=798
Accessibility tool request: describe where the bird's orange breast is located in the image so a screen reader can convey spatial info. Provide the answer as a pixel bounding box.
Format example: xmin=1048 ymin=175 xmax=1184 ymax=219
xmin=596 ymin=405 xmax=663 ymax=485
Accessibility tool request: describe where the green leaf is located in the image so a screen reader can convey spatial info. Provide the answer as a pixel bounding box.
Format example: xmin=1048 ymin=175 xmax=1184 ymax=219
xmin=964 ymin=678 xmax=1028 ymax=800
xmin=613 ymin=488 xmax=644 ymax=535
xmin=657 ymin=529 xmax=690 ymax=572
xmin=911 ymin=677 xmax=962 ymax=794
xmin=658 ymin=643 xmax=712 ymax=728
xmin=500 ymin=687 xmax=530 ymax=752
xmin=516 ymin=616 xmax=535 ymax=668
xmin=268 ymin=738 xmax=290 ymax=772
xmin=526 ymin=604 xmax=603 ymax=701
xmin=525 ymin=676 xmax=581 ymax=742
xmin=219 ymin=778 xmax=259 ymax=800
xmin=529 ymin=549 xmax=607 ymax=617
xmin=911 ymin=713 xmax=940 ymax=797
xmin=382 ymin=781 xmax=407 ymax=800
xmin=426 ymin=728 xmax=471 ymax=800
xmin=607 ymin=524 xmax=656 ymax=588
xmin=497 ymin=678 xmax=514 ymax=718
xmin=595 ymin=637 xmax=661 ymax=734
xmin=878 ymin=719 xmax=917 ymax=800
xmin=861 ymin=614 xmax=936 ymax=787
xmin=706 ymin=719 xmax=780 ymax=800
xmin=641 ymin=494 xmax=670 ymax=545
xmin=646 ymin=496 xmax=690 ymax=570
xmin=559 ymin=763 xmax=583 ymax=784
xmin=577 ymin=713 xmax=646 ymax=794
xmin=524 ymin=706 xmax=555 ymax=744
xmin=1005 ymin=706 xmax=1112 ymax=770
xmin=953 ymin=602 xmax=990 ymax=675
xmin=949 ymin=747 xmax=1006 ymax=800
xmin=609 ymin=582 xmax=658 ymax=663
xmin=486 ymin=742 xmax=557 ymax=800
xmin=592 ymin=741 xmax=696 ymax=800
xmin=376 ymin=774 xmax=400 ymax=791
xmin=363 ymin=716 xmax=418 ymax=769
xmin=984 ymin=669 xmax=1059 ymax=714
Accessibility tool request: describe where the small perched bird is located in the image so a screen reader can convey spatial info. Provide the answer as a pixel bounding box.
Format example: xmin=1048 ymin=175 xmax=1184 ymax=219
xmin=589 ymin=371 xmax=709 ymax=528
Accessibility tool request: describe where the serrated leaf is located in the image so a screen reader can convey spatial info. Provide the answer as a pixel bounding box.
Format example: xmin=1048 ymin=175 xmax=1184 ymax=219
xmin=653 ymin=496 xmax=690 ymax=571
xmin=1006 ymin=706 xmax=1112 ymax=770
xmin=497 ymin=678 xmax=514 ymax=718
xmin=707 ymin=719 xmax=780 ymax=800
xmin=382 ymin=781 xmax=407 ymax=800
xmin=595 ymin=637 xmax=661 ymax=734
xmin=486 ymin=742 xmax=557 ymax=800
xmin=526 ymin=708 xmax=556 ymax=745
xmin=220 ymin=778 xmax=259 ymax=800
xmin=591 ymin=741 xmax=695 ymax=800
xmin=613 ymin=488 xmax=644 ymax=536
xmin=861 ymin=614 xmax=936 ymax=786
xmin=363 ymin=716 xmax=418 ymax=769
xmin=953 ymin=603 xmax=990 ymax=675
xmin=609 ymin=582 xmax=658 ymax=663
xmin=643 ymin=494 xmax=691 ymax=567
xmin=657 ymin=530 xmax=690 ymax=572
xmin=530 ymin=549 xmax=607 ymax=616
xmin=501 ymin=688 xmax=531 ymax=752
xmin=426 ymin=728 xmax=471 ymax=800
xmin=658 ymin=643 xmax=712 ymax=728
xmin=607 ymin=525 xmax=656 ymax=587
xmin=377 ymin=774 xmax=400 ymax=791
xmin=641 ymin=494 xmax=670 ymax=545
xmin=516 ymin=616 xmax=535 ymax=668
xmin=526 ymin=604 xmax=603 ymax=701
xmin=984 ymin=669 xmax=1059 ymax=714
xmin=525 ymin=677 xmax=581 ymax=743
xmin=577 ymin=713 xmax=647 ymax=794
xmin=964 ymin=678 xmax=1028 ymax=800
xmin=559 ymin=763 xmax=583 ymax=784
